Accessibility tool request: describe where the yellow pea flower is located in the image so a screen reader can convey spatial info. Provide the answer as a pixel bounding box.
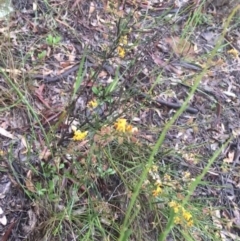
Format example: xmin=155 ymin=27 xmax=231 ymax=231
xmin=169 ymin=201 xmax=180 ymax=213
xmin=152 ymin=185 xmax=162 ymax=197
xmin=114 ymin=118 xmax=127 ymax=132
xmin=183 ymin=210 xmax=192 ymax=221
xmin=169 ymin=201 xmax=178 ymax=208
xmin=73 ymin=130 xmax=88 ymax=141
xmin=88 ymin=100 xmax=98 ymax=109
xmin=117 ymin=46 xmax=125 ymax=58
xmin=228 ymin=48 xmax=238 ymax=58
xmin=114 ymin=118 xmax=137 ymax=133
xmin=174 ymin=216 xmax=181 ymax=225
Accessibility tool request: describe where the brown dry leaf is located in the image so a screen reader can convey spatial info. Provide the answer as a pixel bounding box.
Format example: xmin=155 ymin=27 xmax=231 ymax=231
xmin=118 ymin=136 xmax=123 ymax=144
xmin=214 ymin=58 xmax=226 ymax=66
xmin=33 ymin=2 xmax=37 ymax=10
xmin=22 ymin=209 xmax=37 ymax=233
xmin=60 ymin=61 xmax=75 ymax=68
xmin=0 ymin=127 xmax=16 ymax=139
xmin=205 ymin=59 xmax=226 ymax=75
xmin=233 ymin=204 xmax=240 ymax=228
xmin=200 ymin=31 xmax=220 ymax=45
xmin=46 ymin=46 xmax=51 ymax=57
xmin=0 ymin=181 xmax=11 ymax=199
xmin=61 ymin=65 xmax=79 ymax=75
xmin=25 ymin=170 xmax=35 ymax=192
xmin=232 ymin=128 xmax=240 ymax=137
xmin=212 ymin=209 xmax=222 ymax=230
xmin=129 ymin=135 xmax=139 ymax=144
xmin=41 ymin=67 xmax=54 ymax=76
xmin=20 ymin=135 xmax=29 ymax=154
xmin=223 ymin=90 xmax=236 ymax=98
xmin=53 ymin=156 xmax=61 ymax=171
xmin=39 ymin=147 xmax=52 ymax=161
xmin=65 ymin=140 xmax=89 ymax=157
xmin=0 ymin=121 xmax=8 ymax=129
xmin=1 ymin=68 xmax=22 ymax=76
xmin=0 ymin=207 xmax=7 ymax=226
xmin=137 ymin=134 xmax=153 ymax=143
xmin=34 ymin=85 xmax=51 ymax=109
xmin=186 ymin=117 xmax=194 ymax=125
xmin=220 ymin=230 xmax=240 ymax=241
xmin=71 ymin=0 xmax=83 ymax=9
xmin=193 ymin=125 xmax=199 ymax=134
xmin=89 ymin=2 xmax=96 ymax=16
xmin=223 ymin=151 xmax=234 ymax=163
xmin=150 ymin=53 xmax=183 ymax=75
xmin=226 ymin=219 xmax=234 ymax=231
xmin=54 ymin=53 xmax=64 ymax=62
xmin=98 ymin=70 xmax=108 ymax=78
xmin=165 ymin=36 xmax=195 ymax=57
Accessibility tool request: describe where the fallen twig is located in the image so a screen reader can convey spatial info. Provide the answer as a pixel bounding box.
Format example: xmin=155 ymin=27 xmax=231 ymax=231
xmin=131 ymin=88 xmax=198 ymax=114
xmin=155 ymin=98 xmax=198 ymax=114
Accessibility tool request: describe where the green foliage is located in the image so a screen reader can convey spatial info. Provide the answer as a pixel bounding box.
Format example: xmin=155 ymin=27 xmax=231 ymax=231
xmin=37 ymin=50 xmax=47 ymax=60
xmin=97 ymin=165 xmax=116 ymax=178
xmin=35 ymin=182 xmax=47 ymax=196
xmin=91 ymin=70 xmax=119 ymax=104
xmin=46 ymin=34 xmax=61 ymax=46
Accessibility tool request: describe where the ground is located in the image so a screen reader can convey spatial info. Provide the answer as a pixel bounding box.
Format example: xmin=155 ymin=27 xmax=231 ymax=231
xmin=0 ymin=0 xmax=240 ymax=240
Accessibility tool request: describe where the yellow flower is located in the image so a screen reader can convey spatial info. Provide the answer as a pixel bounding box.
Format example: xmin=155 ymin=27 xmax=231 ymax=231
xmin=114 ymin=118 xmax=137 ymax=133
xmin=169 ymin=201 xmax=180 ymax=213
xmin=169 ymin=201 xmax=178 ymax=208
xmin=174 ymin=206 xmax=180 ymax=213
xmin=169 ymin=201 xmax=194 ymax=227
xmin=117 ymin=46 xmax=125 ymax=58
xmin=88 ymin=100 xmax=98 ymax=109
xmin=114 ymin=118 xmax=127 ymax=132
xmin=73 ymin=130 xmax=88 ymax=141
xmin=228 ymin=48 xmax=238 ymax=58
xmin=183 ymin=210 xmax=192 ymax=221
xmin=152 ymin=185 xmax=162 ymax=197
xmin=174 ymin=216 xmax=181 ymax=225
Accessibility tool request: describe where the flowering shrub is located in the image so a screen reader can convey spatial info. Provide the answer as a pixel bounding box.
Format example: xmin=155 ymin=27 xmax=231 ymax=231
xmin=143 ymin=164 xmax=195 ymax=228
xmin=71 ymin=117 xmax=195 ymax=231
xmin=169 ymin=201 xmax=194 ymax=227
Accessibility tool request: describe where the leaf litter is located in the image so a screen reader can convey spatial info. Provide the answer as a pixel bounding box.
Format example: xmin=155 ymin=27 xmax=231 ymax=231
xmin=0 ymin=0 xmax=240 ymax=240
